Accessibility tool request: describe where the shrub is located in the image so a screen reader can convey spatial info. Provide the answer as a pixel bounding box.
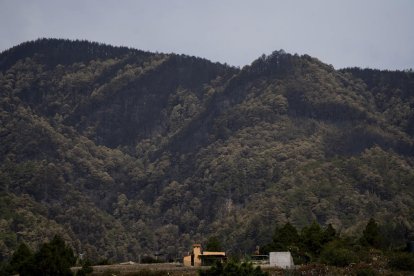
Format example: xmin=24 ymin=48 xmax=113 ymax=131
xmin=6 ymin=243 xmax=33 ymax=275
xmin=320 ymin=241 xmax=358 ymax=267
xmin=96 ymin=259 xmax=111 ymax=265
xmin=356 ymin=267 xmax=377 ymax=276
xmin=388 ymin=252 xmax=414 ymax=271
xmin=16 ymin=235 xmax=75 ymax=276
xmin=76 ymin=260 xmax=93 ymax=275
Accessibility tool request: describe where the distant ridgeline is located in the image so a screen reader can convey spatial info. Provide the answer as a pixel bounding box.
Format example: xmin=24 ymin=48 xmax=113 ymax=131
xmin=1 ymin=38 xmax=414 ymax=262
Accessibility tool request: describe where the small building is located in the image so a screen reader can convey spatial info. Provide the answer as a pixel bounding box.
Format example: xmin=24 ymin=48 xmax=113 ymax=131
xmin=250 ymin=254 xmax=269 ymax=265
xmin=183 ymin=244 xmax=226 ymax=267
xmin=269 ymin=252 xmax=294 ymax=269
xmin=250 ymin=246 xmax=269 ymax=265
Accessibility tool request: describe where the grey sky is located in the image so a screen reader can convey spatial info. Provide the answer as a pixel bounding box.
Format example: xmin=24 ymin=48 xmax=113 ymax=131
xmin=1 ymin=0 xmax=413 ymax=70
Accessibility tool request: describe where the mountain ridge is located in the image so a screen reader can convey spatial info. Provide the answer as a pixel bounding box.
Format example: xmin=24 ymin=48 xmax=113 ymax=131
xmin=1 ymin=38 xmax=414 ymax=262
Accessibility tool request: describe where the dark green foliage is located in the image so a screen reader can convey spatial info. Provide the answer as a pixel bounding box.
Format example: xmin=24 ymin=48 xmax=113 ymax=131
xmin=379 ymin=221 xmax=408 ymax=250
xmin=76 ymin=260 xmax=93 ymax=276
xmin=199 ymin=261 xmax=268 ymax=276
xmin=388 ymin=252 xmax=414 ymax=271
xmin=1 ymin=39 xmax=414 ymax=263
xmin=261 ymin=222 xmax=301 ymax=262
xmin=271 ymin=222 xmax=300 ymax=251
xmin=320 ymin=240 xmax=358 ymax=267
xmin=300 ymin=221 xmax=325 ymax=257
xmin=360 ymin=218 xmax=383 ymax=248
xmin=6 ymin=243 xmax=33 ymax=275
xmin=341 ymin=68 xmax=414 ymax=131
xmin=299 ymin=222 xmax=338 ymax=260
xmin=0 ymin=38 xmax=147 ymax=71
xmin=205 ymin=236 xmax=223 ymax=251
xmin=322 ymin=224 xmax=336 ymax=244
xmin=95 ymin=259 xmax=111 ymax=265
xmin=22 ymin=235 xmax=76 ymax=276
xmin=356 ymin=267 xmax=378 ymax=276
xmin=263 ymin=222 xmax=339 ymax=264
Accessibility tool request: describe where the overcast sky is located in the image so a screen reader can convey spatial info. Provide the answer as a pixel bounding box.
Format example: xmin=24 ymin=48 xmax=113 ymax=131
xmin=1 ymin=0 xmax=413 ymax=70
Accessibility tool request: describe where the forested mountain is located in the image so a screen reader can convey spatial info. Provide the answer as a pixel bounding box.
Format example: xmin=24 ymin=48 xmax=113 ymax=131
xmin=1 ymin=38 xmax=414 ymax=262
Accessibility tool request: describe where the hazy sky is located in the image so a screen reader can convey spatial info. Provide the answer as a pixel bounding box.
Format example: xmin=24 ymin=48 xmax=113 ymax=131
xmin=1 ymin=0 xmax=413 ymax=70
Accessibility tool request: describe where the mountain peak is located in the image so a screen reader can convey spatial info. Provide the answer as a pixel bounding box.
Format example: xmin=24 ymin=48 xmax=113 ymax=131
xmin=1 ymin=39 xmax=414 ymax=262
xmin=0 ymin=38 xmax=150 ymax=71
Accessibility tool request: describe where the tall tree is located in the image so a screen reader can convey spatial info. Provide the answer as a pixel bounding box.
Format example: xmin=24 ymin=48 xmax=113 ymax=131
xmin=24 ymin=235 xmax=76 ymax=276
xmin=360 ymin=218 xmax=382 ymax=248
xmin=301 ymin=221 xmax=324 ymax=256
xmin=6 ymin=243 xmax=34 ymax=275
xmin=205 ymin=236 xmax=222 ymax=251
xmin=272 ymin=222 xmax=300 ymax=251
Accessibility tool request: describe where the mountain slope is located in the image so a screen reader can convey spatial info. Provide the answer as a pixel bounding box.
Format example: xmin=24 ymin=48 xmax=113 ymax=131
xmin=1 ymin=39 xmax=414 ymax=261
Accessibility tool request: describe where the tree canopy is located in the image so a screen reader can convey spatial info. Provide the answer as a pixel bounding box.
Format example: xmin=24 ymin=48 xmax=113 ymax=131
xmin=1 ymin=39 xmax=414 ymax=263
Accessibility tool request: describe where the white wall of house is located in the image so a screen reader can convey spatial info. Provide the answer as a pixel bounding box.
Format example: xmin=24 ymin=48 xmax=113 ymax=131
xmin=269 ymin=252 xmax=294 ymax=269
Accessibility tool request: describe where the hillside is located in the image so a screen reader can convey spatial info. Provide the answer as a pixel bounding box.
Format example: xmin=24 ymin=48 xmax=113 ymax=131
xmin=1 ymin=39 xmax=414 ymax=262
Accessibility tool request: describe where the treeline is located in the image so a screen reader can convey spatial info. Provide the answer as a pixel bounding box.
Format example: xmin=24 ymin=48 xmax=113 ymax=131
xmin=201 ymin=218 xmax=414 ymax=273
xmin=0 ymin=38 xmax=149 ymax=71
xmin=0 ymin=235 xmax=92 ymax=276
xmin=202 ymin=219 xmax=414 ymax=274
xmin=341 ymin=67 xmax=414 ymax=137
xmin=1 ymin=38 xmax=414 ymax=265
xmin=257 ymin=219 xmax=414 ymax=271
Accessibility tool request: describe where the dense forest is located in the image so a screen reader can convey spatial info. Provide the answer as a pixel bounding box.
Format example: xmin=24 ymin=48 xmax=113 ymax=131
xmin=1 ymin=38 xmax=414 ymax=264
